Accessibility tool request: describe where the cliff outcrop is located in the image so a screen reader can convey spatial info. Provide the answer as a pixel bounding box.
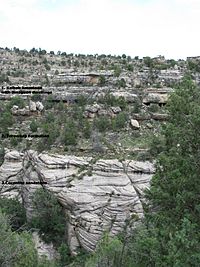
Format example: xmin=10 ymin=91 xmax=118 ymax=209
xmin=0 ymin=150 xmax=155 ymax=254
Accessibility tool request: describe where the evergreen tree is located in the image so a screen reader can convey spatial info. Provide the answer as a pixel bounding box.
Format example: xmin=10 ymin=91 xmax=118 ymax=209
xmin=129 ymin=76 xmax=200 ymax=266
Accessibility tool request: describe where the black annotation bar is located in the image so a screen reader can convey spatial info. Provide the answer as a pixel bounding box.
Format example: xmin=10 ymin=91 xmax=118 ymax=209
xmin=2 ymin=134 xmax=49 ymax=138
xmin=2 ymin=86 xmax=43 ymax=89
xmin=1 ymin=90 xmax=52 ymax=94
xmin=2 ymin=181 xmax=47 ymax=185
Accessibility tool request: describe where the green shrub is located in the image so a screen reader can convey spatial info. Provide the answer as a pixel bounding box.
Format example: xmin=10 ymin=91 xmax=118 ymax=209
xmin=112 ymin=112 xmax=127 ymax=130
xmin=83 ymin=120 xmax=91 ymax=139
xmin=113 ymin=66 xmax=121 ymax=77
xmin=85 ymin=233 xmax=124 ymax=267
xmin=45 ymin=64 xmax=51 ymax=71
xmin=29 ymin=188 xmax=66 ymax=247
xmin=77 ymin=95 xmax=87 ymax=106
xmin=148 ymin=103 xmax=160 ymax=113
xmin=0 ymin=112 xmax=13 ymax=130
xmin=6 ymin=96 xmax=25 ymax=109
xmin=0 ymin=210 xmax=38 ymax=267
xmin=99 ymin=75 xmax=106 ymax=86
xmin=0 ymin=197 xmax=27 ymax=231
xmin=0 ymin=146 xmax=5 ymax=165
xmin=94 ymin=116 xmax=111 ymax=132
xmin=10 ymin=137 xmax=18 ymax=147
xmin=57 ymin=243 xmax=72 ymax=267
xmin=30 ymin=120 xmax=38 ymax=132
xmin=126 ymin=64 xmax=133 ymax=71
xmin=62 ymin=121 xmax=78 ymax=146
xmin=117 ymin=78 xmax=126 ymax=88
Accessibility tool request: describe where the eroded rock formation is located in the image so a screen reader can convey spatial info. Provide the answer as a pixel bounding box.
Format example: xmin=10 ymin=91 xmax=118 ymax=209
xmin=0 ymin=150 xmax=155 ymax=254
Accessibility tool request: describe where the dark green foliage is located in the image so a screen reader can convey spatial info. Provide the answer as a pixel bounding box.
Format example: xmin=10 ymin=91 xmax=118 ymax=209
xmin=131 ymin=77 xmax=200 ymax=266
xmin=62 ymin=120 xmax=78 ymax=146
xmin=149 ymin=133 xmax=165 ymax=157
xmin=0 ymin=73 xmax=10 ymax=83
xmin=0 ymin=111 xmax=13 ymax=132
xmin=99 ymin=94 xmax=126 ymax=109
xmin=44 ymin=95 xmax=54 ymax=109
xmin=85 ymin=233 xmax=124 ymax=267
xmin=113 ymin=65 xmax=121 ymax=77
xmin=126 ymin=64 xmax=133 ymax=71
xmin=41 ymin=121 xmax=59 ymax=147
xmin=12 ymin=69 xmax=25 ymax=78
xmin=57 ymin=243 xmax=72 ymax=266
xmin=148 ymin=103 xmax=160 ymax=113
xmin=0 ymin=210 xmax=38 ymax=267
xmin=0 ymin=145 xmax=5 ymax=165
xmin=30 ymin=119 xmax=38 ymax=132
xmin=56 ymin=101 xmax=65 ymax=111
xmin=94 ymin=116 xmax=111 ymax=132
xmin=45 ymin=112 xmax=55 ymax=123
xmin=167 ymin=59 xmax=176 ymax=67
xmin=132 ymin=99 xmax=142 ymax=113
xmin=187 ymin=60 xmax=200 ymax=72
xmin=0 ymin=197 xmax=27 ymax=231
xmin=143 ymin=56 xmax=154 ymax=68
xmin=10 ymin=137 xmax=18 ymax=147
xmin=99 ymin=75 xmax=106 ymax=86
xmin=112 ymin=112 xmax=127 ymax=130
xmin=6 ymin=96 xmax=25 ymax=109
xmin=117 ymin=78 xmax=126 ymax=88
xmin=77 ymin=95 xmax=88 ymax=106
xmin=45 ymin=64 xmax=51 ymax=70
xmin=83 ymin=119 xmax=91 ymax=139
xmin=31 ymin=94 xmax=42 ymax=101
xmin=29 ymin=188 xmax=66 ymax=246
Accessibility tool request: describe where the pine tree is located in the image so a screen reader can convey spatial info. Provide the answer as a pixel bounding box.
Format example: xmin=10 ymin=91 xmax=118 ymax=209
xmin=130 ymin=76 xmax=200 ymax=266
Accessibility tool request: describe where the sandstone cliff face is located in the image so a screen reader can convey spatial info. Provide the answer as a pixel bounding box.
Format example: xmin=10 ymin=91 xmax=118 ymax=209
xmin=0 ymin=150 xmax=155 ymax=254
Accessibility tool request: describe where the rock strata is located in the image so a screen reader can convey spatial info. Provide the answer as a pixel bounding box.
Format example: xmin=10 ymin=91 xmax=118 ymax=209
xmin=0 ymin=150 xmax=155 ymax=254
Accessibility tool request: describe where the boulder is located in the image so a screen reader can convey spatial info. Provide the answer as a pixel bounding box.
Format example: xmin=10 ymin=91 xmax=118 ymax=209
xmin=36 ymin=101 xmax=44 ymax=111
xmin=130 ymin=119 xmax=140 ymax=129
xmin=29 ymin=100 xmax=37 ymax=112
xmin=85 ymin=103 xmax=101 ymax=113
xmin=19 ymin=108 xmax=30 ymax=116
xmin=11 ymin=105 xmax=19 ymax=114
xmin=98 ymin=109 xmax=108 ymax=116
xmin=143 ymin=93 xmax=169 ymax=104
xmin=111 ymin=106 xmax=121 ymax=114
xmin=151 ymin=113 xmax=169 ymax=121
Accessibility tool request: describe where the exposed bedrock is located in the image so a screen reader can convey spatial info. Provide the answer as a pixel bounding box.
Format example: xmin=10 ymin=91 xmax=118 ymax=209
xmin=0 ymin=150 xmax=155 ymax=254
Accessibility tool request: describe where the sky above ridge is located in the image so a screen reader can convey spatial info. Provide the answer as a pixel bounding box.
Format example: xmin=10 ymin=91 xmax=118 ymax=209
xmin=0 ymin=0 xmax=199 ymax=59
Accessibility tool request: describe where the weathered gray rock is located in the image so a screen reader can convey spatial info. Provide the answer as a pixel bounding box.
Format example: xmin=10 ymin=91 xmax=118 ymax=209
xmin=111 ymin=92 xmax=137 ymax=103
xmin=151 ymin=113 xmax=169 ymax=120
xmin=11 ymin=105 xmax=19 ymax=114
xmin=11 ymin=106 xmax=30 ymax=116
xmin=98 ymin=109 xmax=108 ymax=116
xmin=32 ymin=232 xmax=58 ymax=260
xmin=111 ymin=106 xmax=121 ymax=114
xmin=29 ymin=100 xmax=37 ymax=111
xmin=85 ymin=103 xmax=101 ymax=113
xmin=0 ymin=150 xmax=155 ymax=254
xmin=130 ymin=119 xmax=140 ymax=129
xmin=143 ymin=93 xmax=169 ymax=104
xmin=36 ymin=101 xmax=44 ymax=111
